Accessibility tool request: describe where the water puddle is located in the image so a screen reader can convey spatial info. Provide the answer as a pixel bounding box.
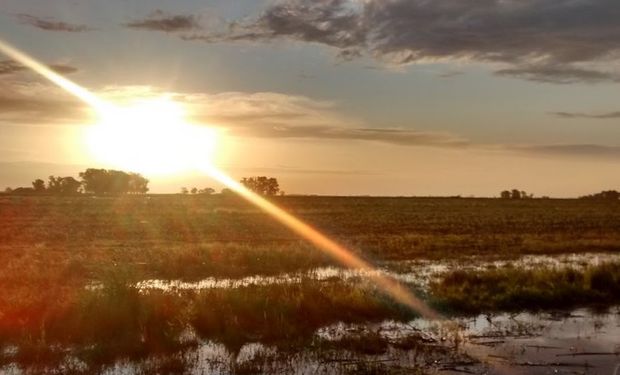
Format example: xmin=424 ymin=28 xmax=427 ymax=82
xmin=2 ymin=307 xmax=618 ymax=374
xmin=135 ymin=252 xmax=620 ymax=292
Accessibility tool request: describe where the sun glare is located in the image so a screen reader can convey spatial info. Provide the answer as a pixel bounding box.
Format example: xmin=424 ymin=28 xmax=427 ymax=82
xmin=85 ymin=97 xmax=218 ymax=175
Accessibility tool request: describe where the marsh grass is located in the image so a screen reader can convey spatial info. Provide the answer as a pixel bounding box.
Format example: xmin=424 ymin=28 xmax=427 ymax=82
xmin=430 ymin=262 xmax=620 ymax=313
xmin=1 ymin=196 xmax=620 ymax=371
xmin=0 ymin=275 xmax=415 ymax=370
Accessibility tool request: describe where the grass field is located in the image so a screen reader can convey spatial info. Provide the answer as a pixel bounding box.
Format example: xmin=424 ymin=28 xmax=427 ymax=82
xmin=1 ymin=195 xmax=619 ymax=373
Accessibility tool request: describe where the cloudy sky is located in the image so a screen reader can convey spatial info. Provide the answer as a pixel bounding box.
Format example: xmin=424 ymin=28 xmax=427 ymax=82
xmin=1 ymin=0 xmax=620 ymax=196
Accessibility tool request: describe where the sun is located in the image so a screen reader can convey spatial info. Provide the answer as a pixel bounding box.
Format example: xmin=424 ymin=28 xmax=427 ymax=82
xmin=84 ymin=96 xmax=218 ymax=175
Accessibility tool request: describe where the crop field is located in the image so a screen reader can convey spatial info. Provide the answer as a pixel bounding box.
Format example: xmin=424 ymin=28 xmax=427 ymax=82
xmin=0 ymin=195 xmax=619 ymax=374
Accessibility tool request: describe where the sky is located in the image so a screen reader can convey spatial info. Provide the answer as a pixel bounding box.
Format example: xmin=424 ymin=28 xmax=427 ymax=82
xmin=1 ymin=0 xmax=620 ymax=196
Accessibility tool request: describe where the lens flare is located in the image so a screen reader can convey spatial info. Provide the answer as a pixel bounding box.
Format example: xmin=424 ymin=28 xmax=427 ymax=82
xmin=0 ymin=37 xmax=439 ymax=319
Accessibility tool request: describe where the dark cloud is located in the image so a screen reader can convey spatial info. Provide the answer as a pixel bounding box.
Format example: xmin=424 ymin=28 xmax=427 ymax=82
xmin=495 ymin=65 xmax=620 ymax=84
xmin=17 ymin=14 xmax=92 ymax=32
xmin=188 ymin=0 xmax=620 ymax=83
xmin=0 ymin=60 xmax=78 ymax=76
xmin=553 ymin=111 xmax=620 ymax=119
xmin=0 ymin=61 xmax=25 ymax=75
xmin=125 ymin=10 xmax=200 ymax=32
xmin=238 ymin=124 xmax=470 ymax=148
xmin=0 ymin=96 xmax=87 ymax=124
xmin=48 ymin=64 xmax=79 ymax=75
xmin=513 ymin=144 xmax=620 ymax=158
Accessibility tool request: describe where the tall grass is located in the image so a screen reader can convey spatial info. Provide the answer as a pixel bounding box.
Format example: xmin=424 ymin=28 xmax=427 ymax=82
xmin=430 ymin=262 xmax=620 ymax=313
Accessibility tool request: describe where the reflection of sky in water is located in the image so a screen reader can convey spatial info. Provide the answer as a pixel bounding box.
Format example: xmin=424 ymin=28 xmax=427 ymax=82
xmin=135 ymin=252 xmax=620 ymax=292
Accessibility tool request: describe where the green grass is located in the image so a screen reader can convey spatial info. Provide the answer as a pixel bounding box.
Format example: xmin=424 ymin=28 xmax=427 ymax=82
xmin=430 ymin=262 xmax=620 ymax=313
xmin=1 ymin=195 xmax=620 ymax=371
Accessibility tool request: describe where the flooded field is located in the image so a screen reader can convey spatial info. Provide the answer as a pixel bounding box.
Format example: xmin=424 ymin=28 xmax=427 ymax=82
xmin=136 ymin=252 xmax=620 ymax=292
xmin=3 ymin=307 xmax=617 ymax=374
xmin=1 ymin=196 xmax=619 ymax=374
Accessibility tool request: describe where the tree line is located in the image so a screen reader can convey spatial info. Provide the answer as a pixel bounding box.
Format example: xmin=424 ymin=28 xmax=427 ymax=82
xmin=4 ymin=168 xmax=149 ymax=195
xmin=180 ymin=176 xmax=282 ymax=196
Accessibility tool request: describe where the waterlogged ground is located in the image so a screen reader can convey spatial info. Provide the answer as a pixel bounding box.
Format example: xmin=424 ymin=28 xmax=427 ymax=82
xmin=3 ymin=308 xmax=617 ymax=374
xmin=1 ymin=197 xmax=620 ymax=374
xmin=136 ymin=252 xmax=620 ymax=292
xmin=3 ymin=253 xmax=615 ymax=374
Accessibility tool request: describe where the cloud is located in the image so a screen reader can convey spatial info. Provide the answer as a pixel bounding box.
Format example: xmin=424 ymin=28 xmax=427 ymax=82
xmin=2 ymin=83 xmax=620 ymax=160
xmin=0 ymin=82 xmax=90 ymax=124
xmin=178 ymin=91 xmax=468 ymax=147
xmin=125 ymin=10 xmax=200 ymax=32
xmin=0 ymin=61 xmax=25 ymax=75
xmin=552 ymin=111 xmax=620 ymax=119
xmin=0 ymin=60 xmax=78 ymax=76
xmin=17 ymin=14 xmax=92 ymax=32
xmin=512 ymin=144 xmax=620 ymax=158
xmin=184 ymin=0 xmax=620 ymax=83
xmin=495 ymin=65 xmax=620 ymax=84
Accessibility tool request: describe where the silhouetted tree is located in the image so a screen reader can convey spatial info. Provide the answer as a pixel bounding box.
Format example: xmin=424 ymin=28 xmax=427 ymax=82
xmin=59 ymin=177 xmax=81 ymax=195
xmin=47 ymin=176 xmax=63 ymax=194
xmin=80 ymin=168 xmax=149 ymax=195
xmin=32 ymin=179 xmax=46 ymax=192
xmin=501 ymin=189 xmax=533 ymax=199
xmin=199 ymin=187 xmax=215 ymax=195
xmin=190 ymin=187 xmax=198 ymax=194
xmin=127 ymin=173 xmax=149 ymax=194
xmin=581 ymin=190 xmax=620 ymax=200
xmin=46 ymin=176 xmax=81 ymax=195
xmin=180 ymin=187 xmax=189 ymax=195
xmin=240 ymin=176 xmax=280 ymax=196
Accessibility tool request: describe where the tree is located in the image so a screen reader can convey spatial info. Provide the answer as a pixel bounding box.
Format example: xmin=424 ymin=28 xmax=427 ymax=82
xmin=221 ymin=188 xmax=234 ymax=196
xmin=199 ymin=187 xmax=215 ymax=195
xmin=47 ymin=176 xmax=81 ymax=195
xmin=180 ymin=187 xmax=189 ymax=195
xmin=500 ymin=190 xmax=511 ymax=199
xmin=240 ymin=176 xmax=280 ymax=196
xmin=80 ymin=168 xmax=148 ymax=195
xmin=128 ymin=173 xmax=149 ymax=194
xmin=47 ymin=176 xmax=62 ymax=194
xmin=581 ymin=190 xmax=620 ymax=200
xmin=80 ymin=169 xmax=109 ymax=195
xmin=190 ymin=187 xmax=198 ymax=194
xmin=32 ymin=179 xmax=46 ymax=192
xmin=59 ymin=177 xmax=81 ymax=195
xmin=511 ymin=189 xmax=521 ymax=199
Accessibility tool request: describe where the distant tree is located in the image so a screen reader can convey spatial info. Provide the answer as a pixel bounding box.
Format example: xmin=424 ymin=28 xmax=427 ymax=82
xmin=80 ymin=168 xmax=148 ymax=195
xmin=128 ymin=173 xmax=149 ymax=194
xmin=80 ymin=169 xmax=109 ymax=195
xmin=581 ymin=190 xmax=620 ymax=200
xmin=47 ymin=176 xmax=81 ymax=195
xmin=180 ymin=187 xmax=189 ymax=195
xmin=240 ymin=176 xmax=280 ymax=196
xmin=500 ymin=190 xmax=511 ymax=199
xmin=32 ymin=179 xmax=46 ymax=193
xmin=59 ymin=177 xmax=81 ymax=195
xmin=4 ymin=187 xmax=12 ymax=194
xmin=190 ymin=187 xmax=198 ymax=194
xmin=511 ymin=189 xmax=521 ymax=199
xmin=199 ymin=187 xmax=215 ymax=195
xmin=47 ymin=176 xmax=62 ymax=194
xmin=221 ymin=188 xmax=234 ymax=196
